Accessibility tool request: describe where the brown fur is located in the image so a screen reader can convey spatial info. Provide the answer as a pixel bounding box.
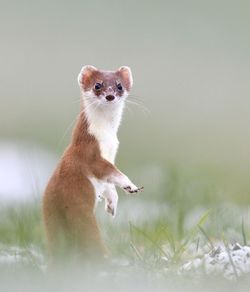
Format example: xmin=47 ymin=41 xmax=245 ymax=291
xmin=43 ymin=110 xmax=122 ymax=261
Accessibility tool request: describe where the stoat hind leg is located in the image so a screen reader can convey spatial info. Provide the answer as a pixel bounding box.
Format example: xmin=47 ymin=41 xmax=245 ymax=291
xmin=43 ymin=202 xmax=67 ymax=261
xmin=65 ymin=204 xmax=107 ymax=257
xmin=64 ymin=179 xmax=107 ymax=258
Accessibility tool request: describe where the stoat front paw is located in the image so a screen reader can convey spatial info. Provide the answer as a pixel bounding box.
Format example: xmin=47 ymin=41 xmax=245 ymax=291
xmin=123 ymin=185 xmax=144 ymax=194
xmin=105 ymin=198 xmax=117 ymax=217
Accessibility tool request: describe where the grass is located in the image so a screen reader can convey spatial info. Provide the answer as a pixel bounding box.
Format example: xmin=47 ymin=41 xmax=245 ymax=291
xmin=0 ymin=163 xmax=250 ymax=291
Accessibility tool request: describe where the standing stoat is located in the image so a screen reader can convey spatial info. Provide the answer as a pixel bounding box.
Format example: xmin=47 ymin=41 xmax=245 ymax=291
xmin=43 ymin=65 xmax=143 ymax=259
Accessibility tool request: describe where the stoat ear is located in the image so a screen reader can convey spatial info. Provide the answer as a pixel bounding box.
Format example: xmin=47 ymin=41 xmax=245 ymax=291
xmin=78 ymin=65 xmax=97 ymax=90
xmin=117 ymin=66 xmax=133 ymax=90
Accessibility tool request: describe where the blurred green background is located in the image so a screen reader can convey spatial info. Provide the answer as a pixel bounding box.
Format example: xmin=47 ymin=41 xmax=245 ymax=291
xmin=0 ymin=0 xmax=250 ymax=283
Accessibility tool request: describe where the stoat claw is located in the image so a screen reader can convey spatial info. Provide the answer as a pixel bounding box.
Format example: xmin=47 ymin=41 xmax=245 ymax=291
xmin=123 ymin=186 xmax=144 ymax=194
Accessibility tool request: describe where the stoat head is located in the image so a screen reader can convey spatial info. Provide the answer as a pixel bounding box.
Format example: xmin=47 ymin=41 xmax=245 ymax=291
xmin=78 ymin=65 xmax=133 ymax=108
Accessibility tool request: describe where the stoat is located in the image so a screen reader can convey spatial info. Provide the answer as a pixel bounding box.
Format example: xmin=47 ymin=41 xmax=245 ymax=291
xmin=43 ymin=65 xmax=143 ymax=259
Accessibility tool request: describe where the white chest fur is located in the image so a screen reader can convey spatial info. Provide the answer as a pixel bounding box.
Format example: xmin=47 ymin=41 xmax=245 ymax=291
xmin=85 ymin=102 xmax=124 ymax=163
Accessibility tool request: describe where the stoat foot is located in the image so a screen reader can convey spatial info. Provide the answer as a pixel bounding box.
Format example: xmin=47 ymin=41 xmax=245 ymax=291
xmin=123 ymin=185 xmax=144 ymax=194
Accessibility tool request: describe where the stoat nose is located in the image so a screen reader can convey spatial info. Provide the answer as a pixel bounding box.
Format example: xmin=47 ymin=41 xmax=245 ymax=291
xmin=106 ymin=95 xmax=115 ymax=101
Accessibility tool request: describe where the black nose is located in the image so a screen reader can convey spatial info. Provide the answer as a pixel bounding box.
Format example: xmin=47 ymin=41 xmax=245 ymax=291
xmin=106 ymin=95 xmax=115 ymax=101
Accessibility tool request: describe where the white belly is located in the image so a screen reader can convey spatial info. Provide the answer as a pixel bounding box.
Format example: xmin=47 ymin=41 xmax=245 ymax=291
xmin=98 ymin=134 xmax=119 ymax=163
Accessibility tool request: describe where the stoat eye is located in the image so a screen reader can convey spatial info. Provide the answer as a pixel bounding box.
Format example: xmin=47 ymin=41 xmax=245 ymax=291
xmin=117 ymin=83 xmax=123 ymax=91
xmin=94 ymin=82 xmax=102 ymax=91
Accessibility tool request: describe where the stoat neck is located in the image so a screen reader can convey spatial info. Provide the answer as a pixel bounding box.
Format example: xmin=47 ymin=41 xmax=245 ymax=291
xmin=71 ymin=111 xmax=92 ymax=146
xmin=84 ymin=100 xmax=125 ymax=136
xmin=71 ymin=101 xmax=125 ymax=146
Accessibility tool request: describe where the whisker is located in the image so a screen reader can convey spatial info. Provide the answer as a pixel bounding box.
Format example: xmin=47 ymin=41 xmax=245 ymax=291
xmin=126 ymin=99 xmax=151 ymax=115
xmin=94 ymin=103 xmax=100 ymax=112
xmin=71 ymin=98 xmax=82 ymax=104
xmin=92 ymin=100 xmax=101 ymax=112
xmin=129 ymin=94 xmax=145 ymax=102
xmin=82 ymin=101 xmax=95 ymax=124
xmin=128 ymin=94 xmax=150 ymax=113
xmin=128 ymin=98 xmax=149 ymax=109
xmin=82 ymin=100 xmax=97 ymax=113
xmin=125 ymin=103 xmax=133 ymax=114
xmin=128 ymin=96 xmax=147 ymax=106
xmin=57 ymin=116 xmax=78 ymax=149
